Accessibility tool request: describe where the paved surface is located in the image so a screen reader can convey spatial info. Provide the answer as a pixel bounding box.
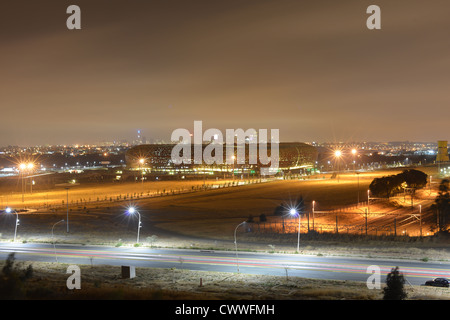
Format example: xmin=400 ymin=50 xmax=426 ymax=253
xmin=0 ymin=243 xmax=449 ymax=286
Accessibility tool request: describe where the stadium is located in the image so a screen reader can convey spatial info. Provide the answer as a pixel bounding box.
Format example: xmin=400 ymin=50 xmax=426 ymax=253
xmin=125 ymin=142 xmax=318 ymax=177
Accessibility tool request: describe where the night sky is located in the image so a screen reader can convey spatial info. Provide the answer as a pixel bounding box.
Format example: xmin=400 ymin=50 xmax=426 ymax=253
xmin=1 ymin=0 xmax=450 ymax=146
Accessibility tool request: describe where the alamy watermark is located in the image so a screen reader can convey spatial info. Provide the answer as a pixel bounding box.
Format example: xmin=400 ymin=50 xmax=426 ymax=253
xmin=170 ymin=121 xmax=280 ymax=176
xmin=66 ymin=265 xmax=81 ymax=290
xmin=366 ymin=265 xmax=381 ymax=289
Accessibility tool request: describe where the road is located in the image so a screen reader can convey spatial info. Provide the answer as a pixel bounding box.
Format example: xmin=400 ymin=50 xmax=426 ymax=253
xmin=0 ymin=243 xmax=448 ymax=287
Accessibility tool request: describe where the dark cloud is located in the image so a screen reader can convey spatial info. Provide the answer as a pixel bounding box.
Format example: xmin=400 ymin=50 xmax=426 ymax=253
xmin=1 ymin=0 xmax=449 ymax=146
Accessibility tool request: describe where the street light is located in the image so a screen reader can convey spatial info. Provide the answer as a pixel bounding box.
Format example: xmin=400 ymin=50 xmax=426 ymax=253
xmin=419 ymin=204 xmax=422 ymax=237
xmin=290 ymin=208 xmax=301 ymax=253
xmin=234 ymin=221 xmax=246 ymax=273
xmin=18 ymin=162 xmax=35 ymax=203
xmin=356 ymin=172 xmax=361 ymax=206
xmin=312 ymin=200 xmax=315 ymax=231
xmin=334 ymin=150 xmax=342 ymax=182
xmin=55 ymin=182 xmax=80 ymax=233
xmin=231 ymin=155 xmax=236 ymax=180
xmin=351 ymin=149 xmax=357 ymax=172
xmin=52 ymin=219 xmax=65 ymax=262
xmin=5 ymin=207 xmax=19 ymax=242
xmin=127 ymin=207 xmax=142 ymax=244
xmin=139 ymin=158 xmax=145 ymax=185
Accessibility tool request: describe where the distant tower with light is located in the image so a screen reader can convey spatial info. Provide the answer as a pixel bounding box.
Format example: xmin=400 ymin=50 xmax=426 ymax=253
xmin=134 ymin=129 xmax=144 ymax=145
xmin=436 ymin=141 xmax=449 ymax=163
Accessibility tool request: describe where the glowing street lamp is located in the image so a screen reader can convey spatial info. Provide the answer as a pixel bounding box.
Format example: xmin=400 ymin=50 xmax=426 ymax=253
xmin=290 ymin=208 xmax=301 ymax=252
xmin=351 ymin=149 xmax=357 ymax=172
xmin=334 ymin=150 xmax=342 ymax=182
xmin=18 ymin=162 xmax=35 ymax=203
xmin=5 ymin=207 xmax=19 ymax=242
xmin=127 ymin=207 xmax=142 ymax=244
xmin=312 ymin=200 xmax=315 ymax=231
xmin=138 ymin=158 xmax=145 ymax=185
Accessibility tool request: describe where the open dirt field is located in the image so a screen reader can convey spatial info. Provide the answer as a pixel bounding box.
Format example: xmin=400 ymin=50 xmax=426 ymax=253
xmin=0 ymin=166 xmax=448 ymax=262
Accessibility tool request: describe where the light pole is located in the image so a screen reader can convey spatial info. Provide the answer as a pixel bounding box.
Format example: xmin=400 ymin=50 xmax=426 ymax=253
xmin=52 ymin=219 xmax=65 ymax=262
xmin=231 ymin=155 xmax=236 ymax=180
xmin=312 ymin=200 xmax=315 ymax=231
xmin=127 ymin=207 xmax=142 ymax=244
xmin=19 ymin=163 xmax=34 ymax=203
xmin=55 ymin=182 xmax=80 ymax=234
xmin=367 ymin=189 xmax=370 ymax=214
xmin=351 ymin=148 xmax=357 ymax=172
xmin=65 ymin=187 xmax=70 ymax=233
xmin=429 ymin=175 xmax=432 ymax=196
xmin=234 ymin=221 xmax=246 ymax=273
xmin=5 ymin=207 xmax=19 ymax=242
xmin=419 ymin=204 xmax=422 ymax=237
xmin=290 ymin=208 xmax=300 ymax=252
xmin=334 ymin=150 xmax=342 ymax=182
xmin=139 ymin=158 xmax=145 ymax=185
xmin=356 ymin=172 xmax=360 ymax=206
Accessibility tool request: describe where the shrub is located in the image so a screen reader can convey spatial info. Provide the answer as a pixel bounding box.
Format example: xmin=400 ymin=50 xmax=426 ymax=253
xmin=383 ymin=266 xmax=407 ymax=300
xmin=0 ymin=253 xmax=34 ymax=299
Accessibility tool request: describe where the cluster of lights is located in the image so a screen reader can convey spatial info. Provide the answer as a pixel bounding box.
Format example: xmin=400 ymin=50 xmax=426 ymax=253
xmin=333 ymin=148 xmax=357 ymax=158
xmin=18 ymin=162 xmax=34 ymax=171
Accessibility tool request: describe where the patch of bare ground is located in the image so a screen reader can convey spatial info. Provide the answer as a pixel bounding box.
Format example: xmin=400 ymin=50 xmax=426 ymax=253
xmin=1 ymin=261 xmax=449 ymax=300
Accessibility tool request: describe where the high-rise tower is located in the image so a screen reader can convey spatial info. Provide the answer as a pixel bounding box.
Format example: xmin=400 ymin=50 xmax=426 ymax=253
xmin=436 ymin=140 xmax=449 ymax=162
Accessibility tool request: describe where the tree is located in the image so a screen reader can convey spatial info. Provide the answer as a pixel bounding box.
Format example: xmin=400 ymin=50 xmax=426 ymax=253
xmin=274 ymin=203 xmax=285 ymax=216
xmin=259 ymin=213 xmax=267 ymax=223
xmin=433 ymin=179 xmax=450 ymax=232
xmin=295 ymin=195 xmax=305 ymax=215
xmin=259 ymin=213 xmax=267 ymax=231
xmin=0 ymin=253 xmax=34 ymax=299
xmin=400 ymin=169 xmax=428 ymax=189
xmin=383 ymin=266 xmax=407 ymax=300
xmin=370 ymin=176 xmax=400 ymax=198
xmin=369 ymin=169 xmax=428 ymax=198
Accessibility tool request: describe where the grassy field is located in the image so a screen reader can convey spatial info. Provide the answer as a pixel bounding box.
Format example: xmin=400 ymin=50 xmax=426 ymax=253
xmin=0 ymin=166 xmax=449 ymax=263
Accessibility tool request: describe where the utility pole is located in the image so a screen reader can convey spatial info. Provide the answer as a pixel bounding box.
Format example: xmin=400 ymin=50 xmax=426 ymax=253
xmin=419 ymin=204 xmax=422 ymax=237
xmin=335 ymin=213 xmax=338 ymax=234
xmin=365 ymin=208 xmax=368 ymax=235
xmin=65 ymin=187 xmax=69 ymax=233
xmin=312 ymin=201 xmax=315 ymax=231
xmin=394 ymin=218 xmax=397 ymax=236
xmin=356 ymin=172 xmax=360 ymax=206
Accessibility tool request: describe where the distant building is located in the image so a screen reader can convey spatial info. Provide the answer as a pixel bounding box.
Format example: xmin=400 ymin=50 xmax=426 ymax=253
xmin=436 ymin=140 xmax=449 ymax=162
xmin=133 ymin=129 xmax=146 ymax=145
xmin=125 ymin=142 xmax=318 ymax=176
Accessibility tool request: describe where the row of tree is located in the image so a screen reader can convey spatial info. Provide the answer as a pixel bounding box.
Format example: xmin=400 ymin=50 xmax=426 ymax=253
xmin=369 ymin=169 xmax=428 ymax=198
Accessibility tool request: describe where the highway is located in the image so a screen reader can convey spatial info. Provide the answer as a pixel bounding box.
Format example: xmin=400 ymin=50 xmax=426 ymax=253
xmin=0 ymin=243 xmax=449 ymax=286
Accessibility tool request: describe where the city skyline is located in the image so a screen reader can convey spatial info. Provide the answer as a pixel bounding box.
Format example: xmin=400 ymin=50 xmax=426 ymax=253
xmin=2 ymin=0 xmax=450 ymax=146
